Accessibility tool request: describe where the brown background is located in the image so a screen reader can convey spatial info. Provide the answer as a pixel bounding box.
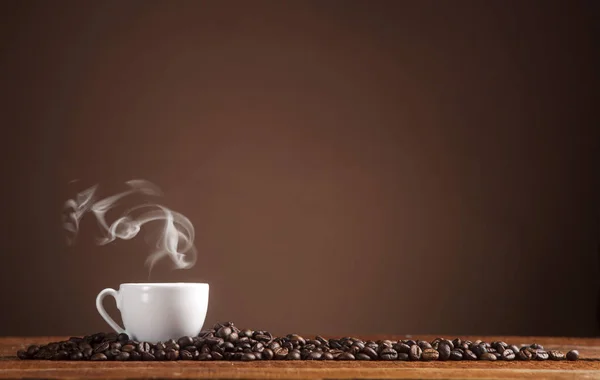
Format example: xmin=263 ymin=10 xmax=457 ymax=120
xmin=0 ymin=0 xmax=598 ymax=338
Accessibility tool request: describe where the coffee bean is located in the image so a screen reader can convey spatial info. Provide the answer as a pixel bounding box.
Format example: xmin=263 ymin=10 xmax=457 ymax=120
xmin=153 ymin=349 xmax=165 ymax=361
xmin=361 ymin=346 xmax=378 ymax=359
xmin=336 ymin=352 xmax=355 ymax=360
xmin=421 ymin=349 xmax=439 ymax=361
xmin=68 ymin=351 xmax=83 ymax=361
xmin=480 ymin=352 xmax=497 ymax=361
xmin=518 ymin=348 xmax=533 ymax=361
xmin=117 ymin=333 xmax=129 ymax=342
xmin=286 ymin=350 xmax=301 ymax=360
xmin=127 ymin=351 xmax=140 ymax=361
xmin=379 ymin=347 xmax=398 ymax=361
xmin=566 ymin=350 xmax=579 ymax=361
xmin=274 ymin=347 xmax=289 ymax=360
xmin=452 ymin=338 xmax=462 ymax=348
xmin=463 ymin=349 xmax=477 ymax=360
xmin=180 ymin=350 xmax=193 ymax=360
xmin=211 ymin=351 xmax=224 ymax=360
xmin=409 ymin=345 xmax=422 ymax=361
xmin=81 ymin=347 xmax=93 ymax=358
xmin=216 ymin=326 xmax=232 ymax=339
xmin=165 ymin=350 xmax=178 ymax=361
xmin=450 ymin=349 xmax=463 ymax=361
xmin=141 ymin=352 xmax=155 ymax=361
xmin=51 ymin=351 xmax=68 ymax=360
xmin=137 ymin=342 xmax=151 ymax=353
xmin=530 ymin=343 xmax=543 ymax=350
xmin=472 ymin=344 xmax=487 ymax=357
xmin=417 ymin=341 xmax=432 ymax=350
xmin=548 ymin=350 xmax=564 ymax=361
xmin=177 ymin=336 xmax=193 ymax=348
xmin=502 ymin=349 xmax=515 ymax=361
xmin=395 ymin=343 xmax=411 ymax=354
xmin=121 ymin=344 xmax=135 ymax=353
xmin=535 ymin=350 xmax=549 ymax=361
xmin=241 ymin=352 xmax=256 ymax=361
xmin=438 ymin=342 xmax=452 ymax=361
xmin=198 ymin=353 xmax=212 ymax=361
xmin=91 ymin=353 xmax=107 ymax=361
xmin=17 ymin=350 xmax=28 ymax=360
xmin=26 ymin=345 xmax=39 ymax=356
xmin=112 ymin=351 xmax=128 ymax=361
xmin=93 ymin=342 xmax=110 ymax=353
xmin=106 ymin=349 xmax=120 ymax=359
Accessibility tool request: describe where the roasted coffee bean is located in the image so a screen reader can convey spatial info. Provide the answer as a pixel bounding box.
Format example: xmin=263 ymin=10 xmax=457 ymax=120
xmin=286 ymin=350 xmax=301 ymax=360
xmin=198 ymin=352 xmax=212 ymax=361
xmin=566 ymin=350 xmax=579 ymax=361
xmin=178 ymin=336 xmax=194 ymax=348
xmin=472 ymin=344 xmax=487 ymax=357
xmin=518 ymin=348 xmax=533 ymax=361
xmin=216 ymin=326 xmax=232 ymax=339
xmin=535 ymin=350 xmax=549 ymax=361
xmin=115 ymin=352 xmax=130 ymax=361
xmin=137 ymin=342 xmax=151 ymax=353
xmin=509 ymin=345 xmax=520 ymax=355
xmin=417 ymin=341 xmax=432 ymax=350
xmin=480 ymin=352 xmax=497 ymax=361
xmin=463 ymin=350 xmax=477 ymax=360
xmin=212 ymin=351 xmax=225 ymax=360
xmin=51 ymin=350 xmax=68 ymax=360
xmin=165 ymin=350 xmax=178 ymax=361
xmin=395 ymin=343 xmax=411 ymax=354
xmin=94 ymin=342 xmax=110 ymax=353
xmin=409 ymin=345 xmax=422 ymax=361
xmin=336 ymin=352 xmax=355 ymax=360
xmin=355 ymin=353 xmax=370 ymax=360
xmin=140 ymin=352 xmax=154 ymax=361
xmin=502 ymin=349 xmax=516 ymax=361
xmin=106 ymin=349 xmax=121 ymax=359
xmin=530 ymin=343 xmax=543 ymax=350
xmin=91 ymin=353 xmax=107 ymax=361
xmin=154 ymin=349 xmax=166 ymax=361
xmin=241 ymin=352 xmax=256 ymax=361
xmin=362 ymin=346 xmax=379 ymax=359
xmin=452 ymin=338 xmax=462 ymax=348
xmin=274 ymin=347 xmax=289 ymax=360
xmin=548 ymin=350 xmax=564 ymax=361
xmin=397 ymin=352 xmax=408 ymax=361
xmin=127 ymin=351 xmax=140 ymax=361
xmin=180 ymin=350 xmax=193 ymax=360
xmin=320 ymin=352 xmax=333 ymax=360
xmin=421 ymin=348 xmax=439 ymax=361
xmin=117 ymin=333 xmax=129 ymax=342
xmin=120 ymin=344 xmax=134 ymax=353
xmin=379 ymin=347 xmax=398 ymax=361
xmin=450 ymin=350 xmax=463 ymax=361
xmin=17 ymin=350 xmax=28 ymax=360
xmin=69 ymin=351 xmax=83 ymax=361
xmin=82 ymin=347 xmax=93 ymax=358
xmin=26 ymin=345 xmax=39 ymax=356
xmin=438 ymin=342 xmax=452 ymax=361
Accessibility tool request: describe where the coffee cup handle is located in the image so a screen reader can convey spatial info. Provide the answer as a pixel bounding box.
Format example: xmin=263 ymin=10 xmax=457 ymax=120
xmin=96 ymin=288 xmax=125 ymax=334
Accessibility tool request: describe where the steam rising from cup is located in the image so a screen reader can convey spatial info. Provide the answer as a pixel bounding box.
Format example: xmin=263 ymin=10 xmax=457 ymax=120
xmin=63 ymin=179 xmax=197 ymax=271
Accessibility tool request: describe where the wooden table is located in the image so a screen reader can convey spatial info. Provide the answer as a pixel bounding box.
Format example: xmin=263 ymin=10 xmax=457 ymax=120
xmin=1 ymin=336 xmax=600 ymax=379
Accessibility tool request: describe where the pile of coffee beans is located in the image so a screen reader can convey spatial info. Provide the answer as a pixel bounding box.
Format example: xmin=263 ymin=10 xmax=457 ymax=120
xmin=17 ymin=322 xmax=581 ymax=362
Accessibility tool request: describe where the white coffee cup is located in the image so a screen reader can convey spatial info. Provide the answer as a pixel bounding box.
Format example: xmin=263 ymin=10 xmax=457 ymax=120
xmin=96 ymin=283 xmax=209 ymax=342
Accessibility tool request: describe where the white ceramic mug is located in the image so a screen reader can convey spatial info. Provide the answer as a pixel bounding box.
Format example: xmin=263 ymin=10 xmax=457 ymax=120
xmin=96 ymin=283 xmax=209 ymax=343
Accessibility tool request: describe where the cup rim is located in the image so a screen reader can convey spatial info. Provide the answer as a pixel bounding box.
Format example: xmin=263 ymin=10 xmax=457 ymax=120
xmin=119 ymin=282 xmax=208 ymax=287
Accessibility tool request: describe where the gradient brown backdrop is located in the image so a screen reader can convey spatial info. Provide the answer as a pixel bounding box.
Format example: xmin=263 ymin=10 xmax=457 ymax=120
xmin=1 ymin=0 xmax=598 ymax=338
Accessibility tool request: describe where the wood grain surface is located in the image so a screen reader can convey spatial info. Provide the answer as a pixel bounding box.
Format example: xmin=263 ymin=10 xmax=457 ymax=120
xmin=1 ymin=336 xmax=599 ymax=379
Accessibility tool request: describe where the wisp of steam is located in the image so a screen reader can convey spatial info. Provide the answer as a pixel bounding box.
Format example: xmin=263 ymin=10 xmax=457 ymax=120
xmin=62 ymin=179 xmax=197 ymax=271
